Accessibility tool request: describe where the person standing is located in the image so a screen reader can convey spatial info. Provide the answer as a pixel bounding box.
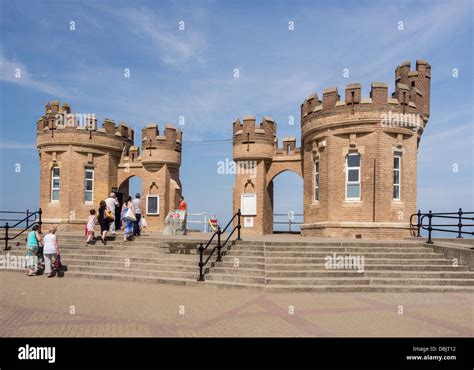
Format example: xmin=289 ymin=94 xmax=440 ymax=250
xmin=25 ymin=225 xmax=42 ymax=276
xmin=86 ymin=209 xmax=97 ymax=244
xmin=105 ymin=192 xmax=119 ymax=235
xmin=98 ymin=200 xmax=111 ymax=245
xmin=179 ymin=196 xmax=187 ymax=211
xmin=132 ymin=193 xmax=142 ymax=236
xmin=178 ymin=196 xmax=187 ymax=236
xmin=121 ymin=196 xmax=135 ymax=242
xmin=43 ymin=227 xmax=59 ymax=278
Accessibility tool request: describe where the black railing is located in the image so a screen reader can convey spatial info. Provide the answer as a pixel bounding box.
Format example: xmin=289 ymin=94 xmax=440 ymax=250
xmin=197 ymin=209 xmax=241 ymax=281
xmin=410 ymin=208 xmax=474 ymax=244
xmin=0 ymin=209 xmax=42 ymax=250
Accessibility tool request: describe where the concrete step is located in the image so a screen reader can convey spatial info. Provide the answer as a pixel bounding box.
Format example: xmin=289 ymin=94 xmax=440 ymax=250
xmin=62 ymin=271 xmax=201 ymax=287
xmin=211 ymin=266 xmax=265 ymax=276
xmin=230 ymin=246 xmax=432 ymax=253
xmin=261 ymin=285 xmax=474 ymax=293
xmin=50 ymin=253 xmax=200 ymax=266
xmin=234 ymin=241 xmax=425 ymax=248
xmin=68 ymin=265 xmax=198 ymax=280
xmin=365 ymin=271 xmax=474 ymax=279
xmin=265 ymin=263 xmax=467 ymax=271
xmin=264 ymin=257 xmax=453 ymax=265
xmin=367 ymin=278 xmax=474 ymax=286
xmin=205 ymin=274 xmax=266 ymax=284
xmin=60 ymin=259 xmax=200 ymax=272
xmin=266 ymin=270 xmax=474 ymax=279
xmin=261 ymin=252 xmax=444 ymax=258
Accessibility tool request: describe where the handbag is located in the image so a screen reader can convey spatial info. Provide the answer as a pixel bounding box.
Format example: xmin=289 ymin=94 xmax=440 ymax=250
xmin=139 ymin=217 xmax=148 ymax=228
xmin=105 ymin=209 xmax=114 ymax=221
xmin=122 ymin=207 xmax=136 ymax=222
xmin=53 ymin=254 xmax=63 ymax=271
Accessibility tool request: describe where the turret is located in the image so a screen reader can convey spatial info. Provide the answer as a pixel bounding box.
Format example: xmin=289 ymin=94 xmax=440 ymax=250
xmin=139 ymin=124 xmax=182 ymax=167
xmin=233 ymin=116 xmax=276 ymax=161
xmin=395 ymin=60 xmax=431 ymax=121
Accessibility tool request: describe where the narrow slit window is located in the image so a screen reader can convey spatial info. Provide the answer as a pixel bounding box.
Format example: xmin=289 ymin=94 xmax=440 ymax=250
xmin=51 ymin=167 xmax=60 ymax=202
xmin=84 ymin=169 xmax=94 ymax=203
xmin=346 ymin=153 xmax=361 ymax=200
xmin=314 ymin=160 xmax=319 ymax=202
xmin=393 ymin=155 xmax=401 ymax=200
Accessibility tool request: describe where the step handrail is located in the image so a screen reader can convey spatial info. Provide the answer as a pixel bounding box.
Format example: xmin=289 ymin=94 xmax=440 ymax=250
xmin=0 ymin=209 xmax=43 ymax=251
xmin=197 ymin=209 xmax=241 ymax=281
xmin=410 ymin=208 xmax=474 ymax=244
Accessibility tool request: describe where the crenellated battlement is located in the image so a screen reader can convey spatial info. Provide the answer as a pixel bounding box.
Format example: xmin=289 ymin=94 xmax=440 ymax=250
xmin=141 ymin=124 xmax=182 ymax=150
xmin=36 ymin=101 xmax=134 ymax=142
xmin=301 ymin=60 xmax=431 ymax=124
xmin=233 ymin=115 xmax=276 ymax=144
xmin=274 ymin=137 xmax=301 ymax=157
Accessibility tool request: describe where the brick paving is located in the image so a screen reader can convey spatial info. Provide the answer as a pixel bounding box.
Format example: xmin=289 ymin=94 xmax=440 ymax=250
xmin=0 ymin=271 xmax=472 ymax=337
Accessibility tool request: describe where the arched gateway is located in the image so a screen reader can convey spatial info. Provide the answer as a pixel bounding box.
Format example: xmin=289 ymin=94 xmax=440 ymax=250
xmin=233 ymin=60 xmax=431 ymax=240
xmin=36 ymin=102 xmax=182 ymax=232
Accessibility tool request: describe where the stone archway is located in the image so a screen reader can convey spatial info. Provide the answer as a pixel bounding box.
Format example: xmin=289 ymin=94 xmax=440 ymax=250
xmin=266 ymin=168 xmax=303 ymax=233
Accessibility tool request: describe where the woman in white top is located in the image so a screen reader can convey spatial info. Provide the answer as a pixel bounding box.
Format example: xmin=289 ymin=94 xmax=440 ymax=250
xmin=43 ymin=227 xmax=59 ymax=277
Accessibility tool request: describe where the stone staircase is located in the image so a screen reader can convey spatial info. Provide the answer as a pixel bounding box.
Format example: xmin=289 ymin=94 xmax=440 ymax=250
xmin=2 ymin=233 xmax=474 ymax=292
xmin=2 ymin=233 xmax=206 ymax=286
xmin=205 ymin=240 xmax=474 ymax=292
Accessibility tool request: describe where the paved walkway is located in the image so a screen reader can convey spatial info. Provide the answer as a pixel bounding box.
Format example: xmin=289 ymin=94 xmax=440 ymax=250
xmin=1 ymin=271 xmax=472 ymax=337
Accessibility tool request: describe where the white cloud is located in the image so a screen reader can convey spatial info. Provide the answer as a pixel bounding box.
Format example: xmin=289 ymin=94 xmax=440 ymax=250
xmin=0 ymin=140 xmax=36 ymax=150
xmin=103 ymin=6 xmax=208 ymax=66
xmin=0 ymin=51 xmax=71 ymax=98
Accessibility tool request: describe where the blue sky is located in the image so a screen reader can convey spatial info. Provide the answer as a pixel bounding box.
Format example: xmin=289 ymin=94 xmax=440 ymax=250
xmin=0 ymin=0 xmax=472 ymax=230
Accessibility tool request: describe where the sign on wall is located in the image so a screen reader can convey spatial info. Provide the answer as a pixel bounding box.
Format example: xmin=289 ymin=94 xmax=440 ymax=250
xmin=146 ymin=195 xmax=160 ymax=215
xmin=241 ymin=193 xmax=257 ymax=216
xmin=244 ymin=217 xmax=254 ymax=228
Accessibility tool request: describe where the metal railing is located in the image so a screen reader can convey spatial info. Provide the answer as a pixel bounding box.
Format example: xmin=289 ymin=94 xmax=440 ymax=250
xmin=197 ymin=209 xmax=241 ymax=281
xmin=0 ymin=209 xmax=42 ymax=250
xmin=273 ymin=212 xmax=303 ymax=233
xmin=410 ymin=208 xmax=474 ymax=244
xmin=187 ymin=212 xmax=212 ymax=233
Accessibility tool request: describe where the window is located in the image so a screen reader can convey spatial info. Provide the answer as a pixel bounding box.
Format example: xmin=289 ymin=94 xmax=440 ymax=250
xmin=84 ymin=169 xmax=94 ymax=203
xmin=51 ymin=167 xmax=60 ymax=202
xmin=314 ymin=160 xmax=319 ymax=202
xmin=146 ymin=195 xmax=160 ymax=215
xmin=393 ymin=155 xmax=401 ymax=200
xmin=346 ymin=153 xmax=361 ymax=200
xmin=241 ymin=193 xmax=257 ymax=216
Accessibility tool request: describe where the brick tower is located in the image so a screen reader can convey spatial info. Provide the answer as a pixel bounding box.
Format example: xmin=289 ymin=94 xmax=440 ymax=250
xmin=36 ymin=102 xmax=182 ymax=232
xmin=232 ymin=60 xmax=431 ymax=239
xmin=232 ymin=116 xmax=303 ymax=235
xmin=117 ymin=124 xmax=182 ymax=231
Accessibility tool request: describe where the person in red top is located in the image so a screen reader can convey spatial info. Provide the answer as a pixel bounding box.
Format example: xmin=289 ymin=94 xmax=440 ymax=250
xmin=179 ymin=196 xmax=187 ymax=211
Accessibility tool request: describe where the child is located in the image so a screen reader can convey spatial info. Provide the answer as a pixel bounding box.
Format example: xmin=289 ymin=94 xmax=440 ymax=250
xmin=86 ymin=209 xmax=97 ymax=244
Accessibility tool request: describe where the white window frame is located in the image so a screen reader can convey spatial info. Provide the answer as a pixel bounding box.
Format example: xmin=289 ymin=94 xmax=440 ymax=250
xmin=314 ymin=160 xmax=319 ymax=202
xmin=345 ymin=153 xmax=361 ymax=201
xmin=393 ymin=154 xmax=401 ymax=200
xmin=146 ymin=195 xmax=160 ymax=215
xmin=84 ymin=168 xmax=94 ymax=204
xmin=240 ymin=193 xmax=257 ymax=216
xmin=51 ymin=167 xmax=60 ymax=202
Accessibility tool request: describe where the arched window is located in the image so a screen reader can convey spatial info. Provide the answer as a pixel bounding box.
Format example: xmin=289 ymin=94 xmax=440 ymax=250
xmin=346 ymin=153 xmax=361 ymax=200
